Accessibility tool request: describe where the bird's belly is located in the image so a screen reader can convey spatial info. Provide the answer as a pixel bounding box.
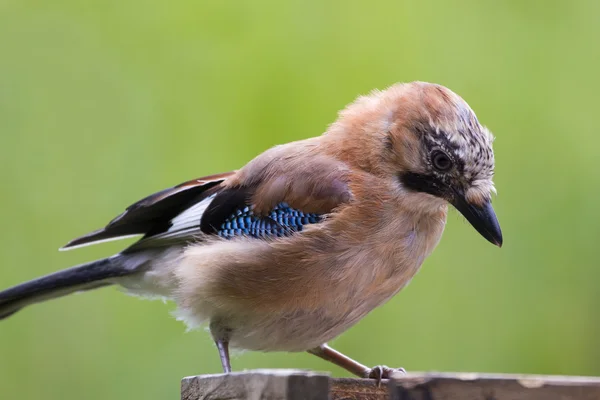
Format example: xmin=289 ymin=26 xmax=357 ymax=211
xmin=173 ymin=223 xmax=440 ymax=352
xmin=227 ymin=309 xmax=364 ymax=352
xmin=173 ymin=274 xmax=411 ymax=352
xmin=225 ymin=288 xmax=403 ymax=352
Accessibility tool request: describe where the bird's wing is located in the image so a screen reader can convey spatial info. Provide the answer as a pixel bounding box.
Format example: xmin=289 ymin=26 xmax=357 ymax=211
xmin=60 ymin=172 xmax=234 ymax=250
xmin=63 ymin=147 xmax=352 ymax=251
xmin=197 ymin=149 xmax=352 ymax=239
xmin=129 ymin=154 xmax=352 ymax=250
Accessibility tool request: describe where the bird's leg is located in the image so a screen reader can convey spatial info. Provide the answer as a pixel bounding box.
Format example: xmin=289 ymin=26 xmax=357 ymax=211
xmin=307 ymin=344 xmax=405 ymax=384
xmin=210 ymin=319 xmax=232 ymax=373
xmin=215 ymin=339 xmax=232 ymax=373
xmin=308 ymin=344 xmax=371 ymax=377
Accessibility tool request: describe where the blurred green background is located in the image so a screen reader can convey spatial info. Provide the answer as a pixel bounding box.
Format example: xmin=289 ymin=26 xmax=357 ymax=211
xmin=1 ymin=1 xmax=599 ymax=398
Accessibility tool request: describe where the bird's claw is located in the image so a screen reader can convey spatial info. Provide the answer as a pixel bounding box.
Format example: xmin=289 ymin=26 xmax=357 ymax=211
xmin=366 ymin=365 xmax=406 ymax=386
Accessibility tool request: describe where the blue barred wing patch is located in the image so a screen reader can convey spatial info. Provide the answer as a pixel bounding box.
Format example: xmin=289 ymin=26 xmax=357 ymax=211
xmin=218 ymin=202 xmax=322 ymax=239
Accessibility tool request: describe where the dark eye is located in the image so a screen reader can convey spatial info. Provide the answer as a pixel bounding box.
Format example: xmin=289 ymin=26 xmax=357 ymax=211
xmin=431 ymin=150 xmax=453 ymax=172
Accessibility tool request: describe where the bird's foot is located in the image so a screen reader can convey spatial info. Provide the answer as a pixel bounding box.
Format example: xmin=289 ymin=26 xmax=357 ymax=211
xmin=365 ymin=365 xmax=406 ymax=386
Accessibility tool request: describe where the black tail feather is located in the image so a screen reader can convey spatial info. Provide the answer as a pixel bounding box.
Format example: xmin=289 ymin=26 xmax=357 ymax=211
xmin=0 ymin=256 xmax=133 ymax=320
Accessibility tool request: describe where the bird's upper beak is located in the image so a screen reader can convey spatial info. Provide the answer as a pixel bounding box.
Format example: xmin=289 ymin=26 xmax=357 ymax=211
xmin=451 ymin=191 xmax=503 ymax=247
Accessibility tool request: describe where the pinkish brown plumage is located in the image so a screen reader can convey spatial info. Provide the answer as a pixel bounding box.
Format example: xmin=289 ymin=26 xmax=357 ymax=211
xmin=0 ymin=82 xmax=502 ymax=380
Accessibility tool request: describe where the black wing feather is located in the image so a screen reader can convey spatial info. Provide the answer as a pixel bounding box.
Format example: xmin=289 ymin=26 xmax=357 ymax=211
xmin=61 ymin=173 xmax=232 ymax=250
xmin=200 ymin=187 xmax=251 ymax=234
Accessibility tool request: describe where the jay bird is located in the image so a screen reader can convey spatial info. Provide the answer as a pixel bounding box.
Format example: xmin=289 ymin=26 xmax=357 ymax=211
xmin=0 ymin=82 xmax=502 ymax=380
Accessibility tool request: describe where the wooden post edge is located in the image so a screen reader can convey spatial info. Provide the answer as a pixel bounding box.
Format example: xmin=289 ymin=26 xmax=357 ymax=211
xmin=182 ymin=370 xmax=600 ymax=400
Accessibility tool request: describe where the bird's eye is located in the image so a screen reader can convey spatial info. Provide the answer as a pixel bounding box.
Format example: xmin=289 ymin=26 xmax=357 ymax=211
xmin=431 ymin=150 xmax=453 ymax=172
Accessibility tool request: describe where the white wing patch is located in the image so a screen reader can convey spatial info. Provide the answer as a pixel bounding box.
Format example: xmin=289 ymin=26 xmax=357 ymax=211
xmin=168 ymin=194 xmax=215 ymax=234
xmin=62 ymin=194 xmax=217 ymax=252
xmin=59 ymin=234 xmax=141 ymax=251
xmin=122 ymin=194 xmax=217 ymax=251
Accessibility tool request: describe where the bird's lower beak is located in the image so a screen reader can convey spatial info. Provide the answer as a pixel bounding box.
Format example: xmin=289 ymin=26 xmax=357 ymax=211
xmin=451 ymin=193 xmax=503 ymax=247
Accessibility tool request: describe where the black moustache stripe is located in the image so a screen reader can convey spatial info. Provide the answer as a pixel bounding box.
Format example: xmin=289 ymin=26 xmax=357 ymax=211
xmin=399 ymin=172 xmax=447 ymax=197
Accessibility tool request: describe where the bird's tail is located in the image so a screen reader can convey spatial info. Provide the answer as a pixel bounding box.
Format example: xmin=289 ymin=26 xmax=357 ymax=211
xmin=0 ymin=255 xmax=138 ymax=320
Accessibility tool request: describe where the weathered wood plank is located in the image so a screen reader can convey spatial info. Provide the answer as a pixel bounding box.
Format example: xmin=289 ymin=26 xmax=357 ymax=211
xmin=389 ymin=372 xmax=600 ymax=400
xmin=181 ymin=369 xmax=330 ymax=400
xmin=182 ymin=370 xmax=600 ymax=400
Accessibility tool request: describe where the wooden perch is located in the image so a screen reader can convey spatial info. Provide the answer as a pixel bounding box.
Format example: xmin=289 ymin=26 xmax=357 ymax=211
xmin=181 ymin=369 xmax=600 ymax=400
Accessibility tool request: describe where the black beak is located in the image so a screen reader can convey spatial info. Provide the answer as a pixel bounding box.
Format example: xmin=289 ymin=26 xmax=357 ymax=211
xmin=451 ymin=193 xmax=503 ymax=247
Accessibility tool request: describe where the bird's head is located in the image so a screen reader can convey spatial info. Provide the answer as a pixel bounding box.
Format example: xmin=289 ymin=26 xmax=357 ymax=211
xmin=327 ymin=82 xmax=502 ymax=247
